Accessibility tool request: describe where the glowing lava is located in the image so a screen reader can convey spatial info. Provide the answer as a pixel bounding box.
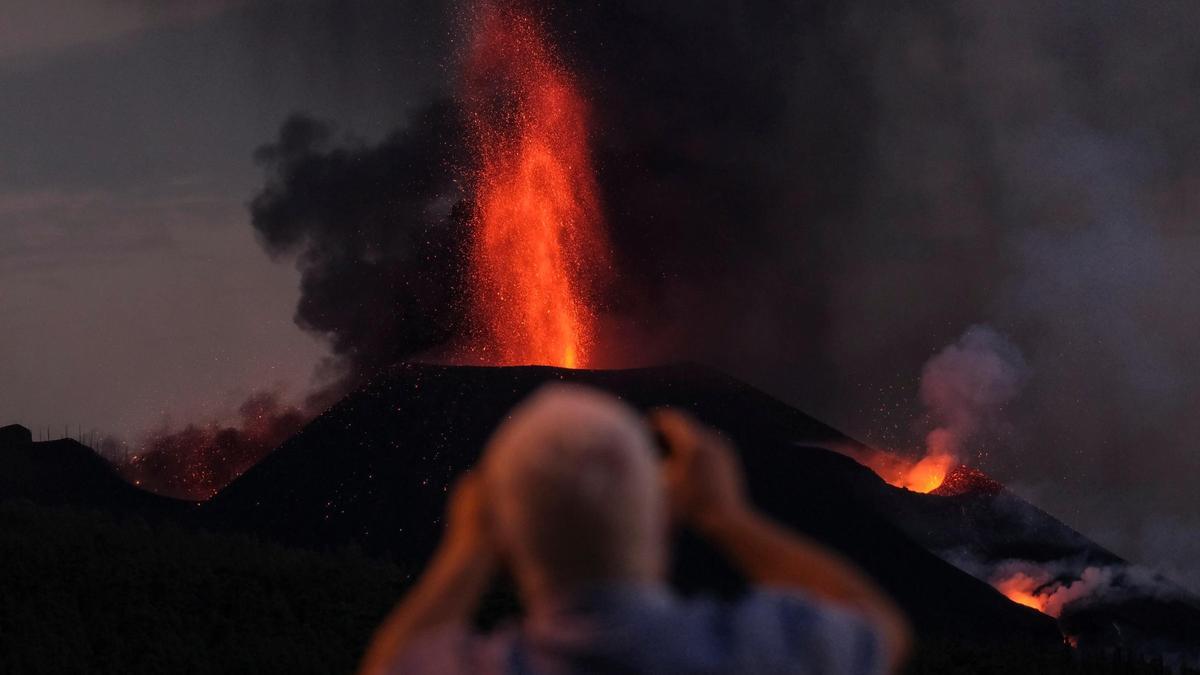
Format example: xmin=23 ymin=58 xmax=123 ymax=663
xmin=994 ymin=572 xmax=1051 ymax=613
xmin=991 ymin=566 xmax=1112 ymax=619
xmin=462 ymin=2 xmax=610 ymax=368
xmin=854 ymin=448 xmax=955 ymax=494
xmin=895 ymin=453 xmax=955 ymax=493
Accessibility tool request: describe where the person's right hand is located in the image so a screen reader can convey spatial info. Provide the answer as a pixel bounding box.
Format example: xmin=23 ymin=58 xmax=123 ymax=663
xmin=650 ymin=409 xmax=750 ymax=533
xmin=440 ymin=471 xmax=496 ymax=562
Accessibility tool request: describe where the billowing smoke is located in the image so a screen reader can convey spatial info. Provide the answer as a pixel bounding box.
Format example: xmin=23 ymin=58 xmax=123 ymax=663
xmin=992 ymin=563 xmax=1118 ymax=619
xmin=118 ymin=391 xmax=307 ymax=500
xmin=824 ymin=1 xmax=1200 ymax=591
xmin=249 ymin=105 xmax=472 ymax=391
xmin=250 ymin=104 xmax=471 ymax=389
xmin=848 ymin=325 xmax=1027 ymax=492
xmin=240 ymin=1 xmax=848 ymax=379
xmin=229 ymin=0 xmax=1200 ymax=587
xmin=986 ymin=558 xmax=1195 ymax=627
xmin=919 ymin=325 xmax=1029 ymax=472
xmin=987 ymin=559 xmax=1200 ymax=667
xmin=112 ymin=101 xmax=473 ymax=498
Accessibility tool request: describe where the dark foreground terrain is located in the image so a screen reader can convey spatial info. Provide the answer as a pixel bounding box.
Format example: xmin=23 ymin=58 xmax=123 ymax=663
xmin=2 ymin=364 xmax=1197 ymax=674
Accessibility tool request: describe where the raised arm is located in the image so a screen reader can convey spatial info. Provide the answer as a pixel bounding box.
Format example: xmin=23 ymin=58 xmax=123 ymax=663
xmin=652 ymin=410 xmax=913 ymax=672
xmin=358 ymin=473 xmax=497 ymax=675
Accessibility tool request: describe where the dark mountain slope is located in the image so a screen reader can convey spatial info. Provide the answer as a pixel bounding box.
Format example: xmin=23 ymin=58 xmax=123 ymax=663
xmin=862 ymin=483 xmax=1122 ymax=567
xmin=0 ymin=426 xmax=187 ymax=519
xmin=201 ymin=362 xmax=1061 ymax=648
xmin=0 ymin=499 xmax=401 ymax=675
xmin=859 ymin=477 xmax=1200 ymax=663
xmin=8 ymin=365 xmax=1199 ymax=668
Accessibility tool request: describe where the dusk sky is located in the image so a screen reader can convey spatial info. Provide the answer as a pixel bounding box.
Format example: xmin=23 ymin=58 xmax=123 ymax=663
xmin=3 ymin=0 xmax=1199 ymax=593
xmin=1 ymin=0 xmax=446 ymax=437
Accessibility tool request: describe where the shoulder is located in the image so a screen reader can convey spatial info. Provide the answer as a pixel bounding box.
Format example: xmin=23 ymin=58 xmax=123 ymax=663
xmin=678 ymin=589 xmax=886 ymax=675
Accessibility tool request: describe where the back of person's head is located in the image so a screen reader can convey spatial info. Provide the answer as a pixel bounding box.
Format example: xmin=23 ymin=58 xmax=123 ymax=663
xmin=482 ymin=385 xmax=665 ymax=602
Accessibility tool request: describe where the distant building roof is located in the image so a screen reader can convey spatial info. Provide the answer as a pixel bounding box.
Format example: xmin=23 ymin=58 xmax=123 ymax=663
xmin=0 ymin=424 xmax=33 ymax=447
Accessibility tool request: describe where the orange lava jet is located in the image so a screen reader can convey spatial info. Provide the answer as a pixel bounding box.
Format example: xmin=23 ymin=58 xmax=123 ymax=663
xmin=461 ymin=1 xmax=610 ymax=368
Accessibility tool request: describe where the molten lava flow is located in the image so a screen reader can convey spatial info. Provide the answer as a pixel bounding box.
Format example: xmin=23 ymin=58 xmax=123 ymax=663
xmin=854 ymin=448 xmax=955 ymax=494
xmin=991 ymin=566 xmax=1112 ymax=619
xmin=895 ymin=452 xmax=956 ymax=493
xmin=856 ymin=452 xmax=1004 ymax=496
xmin=854 ymin=427 xmax=975 ymax=493
xmin=995 ymin=572 xmax=1051 ymax=613
xmin=461 ymin=1 xmax=610 ymax=368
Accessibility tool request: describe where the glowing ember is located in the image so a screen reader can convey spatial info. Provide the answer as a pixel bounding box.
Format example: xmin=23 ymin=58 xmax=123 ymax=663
xmin=930 ymin=464 xmax=1003 ymax=497
xmin=115 ymin=392 xmax=306 ymax=500
xmin=461 ymin=1 xmax=610 ymax=368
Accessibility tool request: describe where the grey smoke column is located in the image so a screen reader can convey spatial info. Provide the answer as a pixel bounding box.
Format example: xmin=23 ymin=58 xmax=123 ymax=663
xmin=919 ymin=325 xmax=1028 ymax=463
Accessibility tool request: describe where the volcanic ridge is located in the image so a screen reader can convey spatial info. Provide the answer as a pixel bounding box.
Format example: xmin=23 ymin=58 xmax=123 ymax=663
xmin=2 ymin=364 xmax=1198 ymax=669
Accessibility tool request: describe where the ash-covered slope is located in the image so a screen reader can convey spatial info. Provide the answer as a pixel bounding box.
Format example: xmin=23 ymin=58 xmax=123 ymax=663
xmin=864 ymin=479 xmax=1121 ymax=567
xmin=201 ymin=362 xmax=1060 ymax=648
xmin=860 ymin=470 xmax=1200 ymax=663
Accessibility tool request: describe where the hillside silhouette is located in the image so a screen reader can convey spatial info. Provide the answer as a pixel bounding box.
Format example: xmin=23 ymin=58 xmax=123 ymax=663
xmin=3 ymin=364 xmax=1198 ymax=672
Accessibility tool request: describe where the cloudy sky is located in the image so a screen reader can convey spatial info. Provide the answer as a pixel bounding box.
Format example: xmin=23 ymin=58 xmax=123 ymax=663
xmin=1 ymin=0 xmax=445 ymax=436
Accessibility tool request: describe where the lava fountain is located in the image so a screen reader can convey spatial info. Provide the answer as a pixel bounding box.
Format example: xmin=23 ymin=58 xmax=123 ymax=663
xmin=461 ymin=2 xmax=611 ymax=368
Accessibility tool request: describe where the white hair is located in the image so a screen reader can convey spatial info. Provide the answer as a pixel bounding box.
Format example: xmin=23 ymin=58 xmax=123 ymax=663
xmin=483 ymin=384 xmax=666 ymax=599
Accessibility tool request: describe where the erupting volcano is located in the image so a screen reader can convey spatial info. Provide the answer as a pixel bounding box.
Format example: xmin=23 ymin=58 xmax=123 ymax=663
xmin=849 ymin=441 xmax=1004 ymax=496
xmin=855 ymin=447 xmax=957 ymax=494
xmin=849 ymin=325 xmax=1029 ymax=495
xmin=460 ymin=2 xmax=611 ymax=368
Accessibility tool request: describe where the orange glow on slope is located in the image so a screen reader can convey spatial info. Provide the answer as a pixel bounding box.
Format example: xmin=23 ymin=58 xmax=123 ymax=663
xmin=855 ymin=449 xmax=955 ymax=493
xmin=895 ymin=452 xmax=955 ymax=493
xmin=462 ymin=2 xmax=610 ymax=368
xmin=994 ymin=572 xmax=1050 ymax=612
xmin=992 ymin=566 xmax=1112 ymax=619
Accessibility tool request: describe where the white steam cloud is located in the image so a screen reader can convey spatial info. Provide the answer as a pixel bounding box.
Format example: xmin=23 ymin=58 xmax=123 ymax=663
xmin=919 ymin=324 xmax=1029 ymax=465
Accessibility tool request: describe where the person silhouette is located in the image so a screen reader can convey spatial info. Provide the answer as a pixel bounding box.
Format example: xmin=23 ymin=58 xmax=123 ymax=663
xmin=360 ymin=384 xmax=911 ymax=675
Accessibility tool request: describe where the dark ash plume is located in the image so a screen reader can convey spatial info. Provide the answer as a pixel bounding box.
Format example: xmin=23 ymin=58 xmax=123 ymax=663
xmin=250 ymin=101 xmax=471 ymax=388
